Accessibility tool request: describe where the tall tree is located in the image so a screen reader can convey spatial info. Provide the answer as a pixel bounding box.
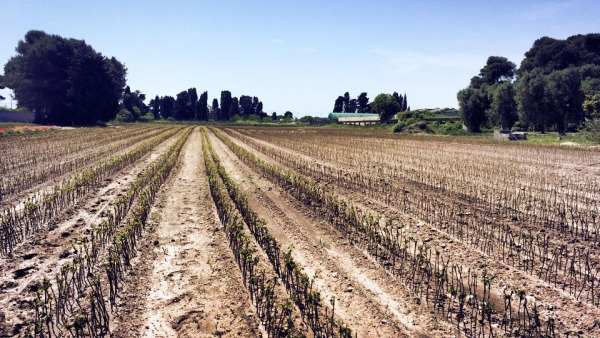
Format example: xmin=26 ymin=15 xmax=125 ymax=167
xmin=151 ymin=95 xmax=160 ymax=119
xmin=357 ymin=92 xmax=370 ymax=113
xmin=371 ymin=93 xmax=401 ymax=121
xmin=160 ymin=96 xmax=175 ymax=119
xmin=230 ymin=97 xmax=240 ymax=117
xmin=188 ymin=88 xmax=198 ymax=120
xmin=458 ymin=88 xmax=489 ymax=132
xmin=402 ymin=94 xmax=408 ymax=111
xmin=173 ymin=90 xmax=191 ymax=120
xmin=545 ymin=68 xmax=585 ymax=134
xmin=211 ymin=98 xmax=220 ymax=120
xmin=256 ymin=101 xmax=264 ymax=117
xmin=239 ymin=95 xmax=253 ymax=117
xmin=198 ymin=91 xmax=208 ymax=120
xmin=220 ymin=90 xmax=232 ymax=121
xmin=333 ymin=96 xmax=344 ymax=112
xmin=3 ymin=30 xmax=126 ymax=125
xmin=343 ymin=92 xmax=353 ymax=112
xmin=489 ymin=82 xmax=517 ymax=130
xmin=517 ymin=70 xmax=549 ymax=132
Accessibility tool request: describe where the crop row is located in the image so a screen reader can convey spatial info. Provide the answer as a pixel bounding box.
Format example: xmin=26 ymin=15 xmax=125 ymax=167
xmin=203 ymin=129 xmax=352 ymax=337
xmin=201 ymin=130 xmax=305 ymax=337
xmin=212 ymin=127 xmax=558 ymax=337
xmin=0 ymin=126 xmax=170 ymax=202
xmin=0 ymin=125 xmax=163 ymax=175
xmin=226 ymin=128 xmax=600 ymax=307
xmin=29 ymin=127 xmax=192 ymax=337
xmin=233 ymin=127 xmax=599 ymax=246
xmin=0 ymin=127 xmax=180 ymax=256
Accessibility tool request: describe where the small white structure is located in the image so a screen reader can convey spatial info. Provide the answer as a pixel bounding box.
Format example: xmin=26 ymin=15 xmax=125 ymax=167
xmin=494 ymin=130 xmax=527 ymax=141
xmin=338 ymin=116 xmax=381 ymax=125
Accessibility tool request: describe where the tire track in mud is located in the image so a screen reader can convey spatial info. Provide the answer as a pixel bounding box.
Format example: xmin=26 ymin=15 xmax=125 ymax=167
xmin=208 ymin=130 xmax=456 ymax=337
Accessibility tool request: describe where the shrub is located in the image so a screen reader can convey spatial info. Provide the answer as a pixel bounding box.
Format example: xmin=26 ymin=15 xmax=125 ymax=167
xmin=584 ymin=119 xmax=600 ymax=143
xmin=115 ymin=109 xmax=135 ymax=123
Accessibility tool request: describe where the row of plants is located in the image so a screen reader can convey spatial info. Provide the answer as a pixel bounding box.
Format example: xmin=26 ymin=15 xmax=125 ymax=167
xmin=202 ymin=130 xmax=352 ymax=337
xmin=200 ymin=130 xmax=305 ymax=337
xmin=227 ymin=128 xmax=600 ymax=308
xmin=0 ymin=125 xmax=162 ymax=175
xmin=0 ymin=126 xmax=170 ymax=201
xmin=212 ymin=127 xmax=558 ymax=337
xmin=0 ymin=127 xmax=180 ymax=256
xmin=29 ymin=127 xmax=192 ymax=336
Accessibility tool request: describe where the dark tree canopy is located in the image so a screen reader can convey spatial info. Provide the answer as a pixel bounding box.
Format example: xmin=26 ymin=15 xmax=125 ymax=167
xmin=220 ymin=91 xmax=232 ymax=121
xmin=198 ymin=91 xmax=208 ymax=121
xmin=470 ymin=56 xmax=516 ymax=87
xmin=357 ymin=92 xmax=370 ymax=113
xmin=333 ymin=96 xmax=344 ymax=112
xmin=457 ymin=87 xmax=489 ymax=132
xmin=151 ymin=95 xmax=160 ymax=120
xmin=160 ymin=96 xmax=175 ymax=119
xmin=371 ymin=94 xmax=401 ymax=121
xmin=230 ymin=97 xmax=240 ymax=117
xmin=3 ymin=30 xmax=126 ymax=125
xmin=173 ymin=90 xmax=191 ymax=120
xmin=211 ymin=98 xmax=220 ymax=120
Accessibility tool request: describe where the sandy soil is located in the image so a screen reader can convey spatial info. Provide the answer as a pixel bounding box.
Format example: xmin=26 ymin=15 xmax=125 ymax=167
xmin=0 ymin=132 xmax=178 ymax=336
xmin=207 ymin=130 xmax=454 ymax=337
xmin=113 ymin=129 xmax=265 ymax=337
xmin=220 ymin=128 xmax=600 ymax=335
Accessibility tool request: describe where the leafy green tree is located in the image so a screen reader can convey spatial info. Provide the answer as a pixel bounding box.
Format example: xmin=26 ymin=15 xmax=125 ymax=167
xmin=151 ymin=95 xmax=160 ymax=119
xmin=545 ymin=68 xmax=585 ymax=134
xmin=220 ymin=91 xmax=232 ymax=121
xmin=584 ymin=94 xmax=600 ymax=119
xmin=477 ymin=56 xmax=516 ymax=85
xmin=239 ymin=95 xmax=253 ymax=117
xmin=284 ymin=111 xmax=293 ymax=119
xmin=211 ymin=98 xmax=220 ymax=120
xmin=333 ymin=96 xmax=344 ymax=112
xmin=3 ymin=30 xmax=126 ymax=125
xmin=230 ymin=97 xmax=240 ymax=117
xmin=489 ymin=82 xmax=517 ymax=130
xmin=343 ymin=92 xmax=350 ymax=112
xmin=256 ymin=101 xmax=264 ymax=117
xmin=188 ymin=88 xmax=198 ymax=120
xmin=357 ymin=92 xmax=370 ymax=113
xmin=198 ymin=91 xmax=208 ymax=120
xmin=271 ymin=112 xmax=278 ymax=120
xmin=173 ymin=90 xmax=191 ymax=120
xmin=517 ymin=70 xmax=549 ymax=132
xmin=371 ymin=93 xmax=401 ymax=121
xmin=457 ymin=88 xmax=489 ymax=132
xmin=160 ymin=96 xmax=175 ymax=119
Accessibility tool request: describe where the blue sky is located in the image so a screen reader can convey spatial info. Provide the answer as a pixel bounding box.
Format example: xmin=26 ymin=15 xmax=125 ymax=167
xmin=1 ymin=0 xmax=599 ymax=117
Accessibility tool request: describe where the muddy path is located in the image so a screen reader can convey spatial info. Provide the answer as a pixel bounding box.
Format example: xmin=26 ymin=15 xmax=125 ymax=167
xmin=219 ymin=128 xmax=600 ymax=335
xmin=0 ymin=132 xmax=179 ymax=336
xmin=208 ymin=130 xmax=455 ymax=337
xmin=114 ymin=128 xmax=265 ymax=337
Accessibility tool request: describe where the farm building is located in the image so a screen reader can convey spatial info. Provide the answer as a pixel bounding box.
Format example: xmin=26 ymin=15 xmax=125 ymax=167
xmin=327 ymin=113 xmax=381 ymax=125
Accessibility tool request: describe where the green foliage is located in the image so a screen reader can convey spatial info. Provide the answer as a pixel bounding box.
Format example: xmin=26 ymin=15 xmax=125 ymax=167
xmin=584 ymin=93 xmax=600 ymax=119
xmin=138 ymin=112 xmax=155 ymax=122
xmin=115 ymin=108 xmax=134 ymax=123
xmin=583 ymin=119 xmax=600 ymax=143
xmin=489 ymin=82 xmax=517 ymax=130
xmin=457 ymin=87 xmax=489 ymax=132
xmin=371 ymin=94 xmax=401 ymax=121
xmin=333 ymin=96 xmax=344 ymax=112
xmin=471 ymin=56 xmax=516 ymax=87
xmin=160 ymin=96 xmax=175 ymax=119
xmin=3 ymin=30 xmax=127 ymax=125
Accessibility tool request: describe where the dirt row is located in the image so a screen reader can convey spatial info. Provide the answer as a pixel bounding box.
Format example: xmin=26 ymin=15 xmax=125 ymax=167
xmin=206 ymin=130 xmax=451 ymax=337
xmin=220 ymin=128 xmax=600 ymax=335
xmin=112 ymin=129 xmax=266 ymax=337
xmin=0 ymin=130 xmax=179 ymax=336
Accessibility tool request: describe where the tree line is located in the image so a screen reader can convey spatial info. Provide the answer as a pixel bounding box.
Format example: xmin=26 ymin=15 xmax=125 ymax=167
xmin=1 ymin=30 xmax=127 ymax=125
xmin=458 ymin=33 xmax=600 ymax=134
xmin=0 ymin=30 xmax=280 ymax=126
xmin=332 ymin=91 xmax=408 ymax=115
